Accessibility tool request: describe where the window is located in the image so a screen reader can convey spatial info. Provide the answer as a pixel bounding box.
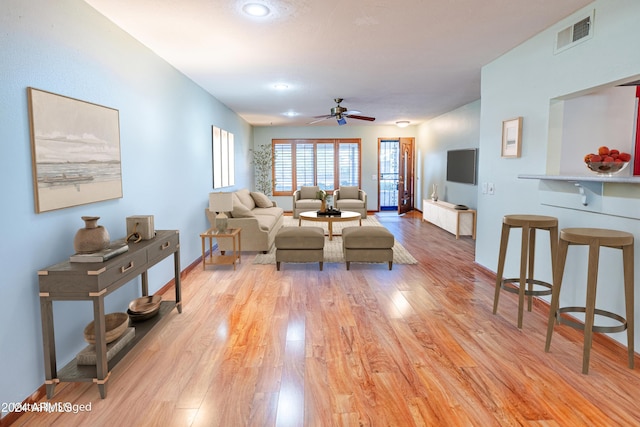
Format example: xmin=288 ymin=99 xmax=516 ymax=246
xmin=272 ymin=139 xmax=360 ymax=196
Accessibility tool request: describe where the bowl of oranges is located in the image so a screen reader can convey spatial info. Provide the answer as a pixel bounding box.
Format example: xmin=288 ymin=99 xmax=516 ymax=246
xmin=584 ymin=146 xmax=631 ymax=176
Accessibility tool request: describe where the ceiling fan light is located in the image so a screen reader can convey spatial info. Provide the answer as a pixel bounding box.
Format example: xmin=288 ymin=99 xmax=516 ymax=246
xmin=337 ymin=117 xmax=347 ymax=126
xmin=242 ymin=3 xmax=270 ymax=17
xmin=396 ymin=121 xmax=410 ymax=128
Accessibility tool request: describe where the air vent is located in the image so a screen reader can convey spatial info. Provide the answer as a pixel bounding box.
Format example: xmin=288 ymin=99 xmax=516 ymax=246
xmin=554 ymin=10 xmax=595 ymax=54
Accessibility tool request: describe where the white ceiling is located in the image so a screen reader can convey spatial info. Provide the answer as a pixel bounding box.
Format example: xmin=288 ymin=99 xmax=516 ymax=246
xmin=83 ymin=0 xmax=593 ymax=127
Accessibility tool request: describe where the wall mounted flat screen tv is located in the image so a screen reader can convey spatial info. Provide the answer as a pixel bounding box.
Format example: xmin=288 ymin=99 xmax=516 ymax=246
xmin=446 ymin=148 xmax=478 ymax=185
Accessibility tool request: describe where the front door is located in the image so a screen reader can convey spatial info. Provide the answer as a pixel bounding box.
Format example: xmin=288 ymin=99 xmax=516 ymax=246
xmin=398 ymin=137 xmax=414 ymax=214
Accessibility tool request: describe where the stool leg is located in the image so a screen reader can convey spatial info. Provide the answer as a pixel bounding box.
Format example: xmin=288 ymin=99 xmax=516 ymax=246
xmin=548 ymin=225 xmax=559 ymax=296
xmin=493 ymin=222 xmax=511 ymax=315
xmin=623 ymin=243 xmax=635 ymax=369
xmin=527 ymin=228 xmax=537 ymax=312
xmin=545 ymin=238 xmax=568 ymax=352
xmin=517 ymin=224 xmax=530 ymax=329
xmin=582 ymin=240 xmax=601 ymax=374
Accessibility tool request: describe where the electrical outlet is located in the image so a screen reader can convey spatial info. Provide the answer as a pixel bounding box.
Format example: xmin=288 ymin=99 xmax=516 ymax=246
xmin=488 ymin=182 xmax=495 ymax=195
xmin=481 ymin=182 xmax=488 ymax=194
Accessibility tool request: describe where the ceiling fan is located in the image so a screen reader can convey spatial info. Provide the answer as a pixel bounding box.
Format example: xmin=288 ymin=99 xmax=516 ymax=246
xmin=309 ymin=98 xmax=376 ymax=125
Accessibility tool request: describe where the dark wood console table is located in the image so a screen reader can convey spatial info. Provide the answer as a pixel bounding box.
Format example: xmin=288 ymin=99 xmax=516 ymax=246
xmin=38 ymin=230 xmax=182 ymax=399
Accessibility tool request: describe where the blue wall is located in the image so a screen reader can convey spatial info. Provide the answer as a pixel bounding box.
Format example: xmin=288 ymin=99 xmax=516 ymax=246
xmin=0 ymin=0 xmax=251 ymax=412
xmin=476 ymin=0 xmax=640 ymax=348
xmin=416 ymin=100 xmax=481 ymax=210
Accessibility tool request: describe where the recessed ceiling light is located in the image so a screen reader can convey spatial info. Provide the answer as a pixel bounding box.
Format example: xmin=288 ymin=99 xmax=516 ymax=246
xmin=284 ymin=111 xmax=297 ymax=117
xmin=273 ymin=83 xmax=289 ymax=90
xmin=242 ymin=3 xmax=270 ymax=17
xmin=396 ymin=121 xmax=410 ymax=128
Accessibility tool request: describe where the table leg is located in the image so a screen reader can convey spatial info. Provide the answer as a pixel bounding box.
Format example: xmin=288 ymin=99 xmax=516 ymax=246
xmin=174 ymin=249 xmax=182 ymax=313
xmin=141 ymin=271 xmax=148 ymax=296
xmin=201 ymin=236 xmax=206 ymax=269
xmin=92 ymin=296 xmax=108 ymax=398
xmin=232 ymin=233 xmax=237 ymax=270
xmin=238 ymin=230 xmax=242 ymax=264
xmin=40 ymin=297 xmax=57 ymax=398
xmin=328 ymin=221 xmax=333 ymax=241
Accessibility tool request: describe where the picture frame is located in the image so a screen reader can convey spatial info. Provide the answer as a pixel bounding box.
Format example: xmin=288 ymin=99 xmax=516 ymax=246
xmin=28 ymin=88 xmax=122 ymax=213
xmin=501 ymin=117 xmax=523 ymax=158
xmin=212 ymin=125 xmax=235 ymax=189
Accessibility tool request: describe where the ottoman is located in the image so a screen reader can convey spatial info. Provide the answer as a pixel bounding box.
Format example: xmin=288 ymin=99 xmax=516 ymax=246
xmin=342 ymin=226 xmax=394 ymax=270
xmin=275 ymin=227 xmax=325 ymax=270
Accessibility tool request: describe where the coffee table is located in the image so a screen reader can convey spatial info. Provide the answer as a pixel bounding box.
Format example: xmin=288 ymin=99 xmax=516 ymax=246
xmin=298 ymin=211 xmax=361 ymax=240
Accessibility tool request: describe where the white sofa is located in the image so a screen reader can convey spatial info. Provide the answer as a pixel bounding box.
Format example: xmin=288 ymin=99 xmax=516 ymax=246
xmin=206 ymin=189 xmax=283 ymax=253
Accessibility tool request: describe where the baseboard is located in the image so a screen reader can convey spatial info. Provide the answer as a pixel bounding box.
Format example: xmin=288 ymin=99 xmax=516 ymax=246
xmin=156 ymin=244 xmax=215 ymax=296
xmin=1 ymin=385 xmax=45 ymax=426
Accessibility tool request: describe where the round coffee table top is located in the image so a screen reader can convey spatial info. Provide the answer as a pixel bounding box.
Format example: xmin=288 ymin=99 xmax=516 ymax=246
xmin=299 ymin=210 xmax=361 ymax=221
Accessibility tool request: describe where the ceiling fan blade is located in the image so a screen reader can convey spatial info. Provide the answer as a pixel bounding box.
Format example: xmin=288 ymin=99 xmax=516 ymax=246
xmin=312 ymin=114 xmax=333 ymax=119
xmin=345 ymin=114 xmax=376 ymax=121
xmin=308 ymin=116 xmax=333 ymax=125
xmin=344 ymin=110 xmax=361 ymax=115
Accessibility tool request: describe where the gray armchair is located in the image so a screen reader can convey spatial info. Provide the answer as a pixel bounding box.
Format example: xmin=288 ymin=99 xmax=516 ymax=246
xmin=292 ymin=186 xmax=325 ymax=218
xmin=334 ymin=186 xmax=367 ymax=218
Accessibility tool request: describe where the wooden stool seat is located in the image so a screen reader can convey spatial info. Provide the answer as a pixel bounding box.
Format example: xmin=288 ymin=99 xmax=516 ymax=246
xmin=545 ymin=228 xmax=634 ymax=374
xmin=493 ymin=214 xmax=559 ymax=328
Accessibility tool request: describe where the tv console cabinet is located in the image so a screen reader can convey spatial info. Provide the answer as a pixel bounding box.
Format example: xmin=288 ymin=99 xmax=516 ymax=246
xmin=37 ymin=230 xmax=182 ymax=399
xmin=422 ymin=200 xmax=476 ymax=239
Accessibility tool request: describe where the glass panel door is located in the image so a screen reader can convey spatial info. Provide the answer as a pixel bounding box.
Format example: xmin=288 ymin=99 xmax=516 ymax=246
xmin=379 ymin=139 xmax=399 ymax=210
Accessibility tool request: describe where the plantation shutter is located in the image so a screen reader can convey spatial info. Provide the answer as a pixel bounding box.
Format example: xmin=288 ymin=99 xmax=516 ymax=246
xmin=273 ymin=142 xmax=292 ymax=193
xmin=316 ymin=142 xmax=335 ymax=191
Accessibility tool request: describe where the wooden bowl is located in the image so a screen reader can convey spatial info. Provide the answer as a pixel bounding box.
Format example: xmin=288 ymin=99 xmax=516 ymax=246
xmin=127 ymin=307 xmax=160 ymax=322
xmin=84 ymin=312 xmax=129 ymax=344
xmin=128 ymin=295 xmax=162 ymax=314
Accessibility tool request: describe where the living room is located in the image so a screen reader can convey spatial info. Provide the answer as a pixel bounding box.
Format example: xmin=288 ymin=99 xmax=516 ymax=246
xmin=3 ymin=0 xmax=640 ymax=425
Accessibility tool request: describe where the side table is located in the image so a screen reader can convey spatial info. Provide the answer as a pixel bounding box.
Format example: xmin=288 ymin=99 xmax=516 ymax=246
xmin=201 ymin=227 xmax=242 ymax=270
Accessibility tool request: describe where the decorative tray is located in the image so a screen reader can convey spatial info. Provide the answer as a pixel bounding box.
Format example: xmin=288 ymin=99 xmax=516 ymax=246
xmin=317 ymin=209 xmax=342 ymax=216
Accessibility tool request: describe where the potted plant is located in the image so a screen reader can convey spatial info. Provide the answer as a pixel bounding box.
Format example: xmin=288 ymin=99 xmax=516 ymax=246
xmin=316 ymin=190 xmax=328 ymax=212
xmin=250 ymin=144 xmax=275 ymax=196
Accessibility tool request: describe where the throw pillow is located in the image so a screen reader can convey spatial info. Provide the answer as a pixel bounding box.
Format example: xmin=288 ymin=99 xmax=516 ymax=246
xmin=236 ymin=188 xmax=256 ymax=210
xmin=339 ymin=186 xmax=359 ymax=199
xmin=231 ymin=193 xmax=255 ymax=218
xmin=300 ymin=186 xmax=319 ymax=199
xmin=251 ymin=192 xmax=272 ymax=208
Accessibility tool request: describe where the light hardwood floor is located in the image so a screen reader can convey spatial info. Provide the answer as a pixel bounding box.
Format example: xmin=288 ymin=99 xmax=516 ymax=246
xmin=12 ymin=211 xmax=640 ymax=426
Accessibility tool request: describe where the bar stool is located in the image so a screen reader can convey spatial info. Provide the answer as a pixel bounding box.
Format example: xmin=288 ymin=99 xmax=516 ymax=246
xmin=545 ymin=228 xmax=634 ymax=374
xmin=493 ymin=215 xmax=559 ymax=328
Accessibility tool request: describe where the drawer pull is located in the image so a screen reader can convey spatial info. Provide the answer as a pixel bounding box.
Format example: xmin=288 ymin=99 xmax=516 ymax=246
xmin=161 ymin=241 xmax=171 ymax=250
xmin=120 ymin=261 xmax=134 ymax=273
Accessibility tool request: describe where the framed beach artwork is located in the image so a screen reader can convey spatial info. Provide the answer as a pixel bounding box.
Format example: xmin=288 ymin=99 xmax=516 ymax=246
xmin=27 ymin=88 xmax=122 ymax=213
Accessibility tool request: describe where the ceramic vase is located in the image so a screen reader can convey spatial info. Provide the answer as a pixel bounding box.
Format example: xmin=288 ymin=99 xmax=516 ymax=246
xmin=320 ymin=199 xmax=327 ymax=212
xmin=431 ymin=184 xmax=439 ymax=202
xmin=74 ymin=216 xmax=110 ymax=254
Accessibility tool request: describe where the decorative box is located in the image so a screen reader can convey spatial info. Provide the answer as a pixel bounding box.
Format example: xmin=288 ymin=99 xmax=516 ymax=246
xmin=126 ymin=215 xmax=155 ymax=240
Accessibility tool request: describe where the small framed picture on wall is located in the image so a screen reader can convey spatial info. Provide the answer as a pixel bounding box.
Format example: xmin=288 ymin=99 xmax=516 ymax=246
xmin=501 ymin=117 xmax=522 ymax=158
